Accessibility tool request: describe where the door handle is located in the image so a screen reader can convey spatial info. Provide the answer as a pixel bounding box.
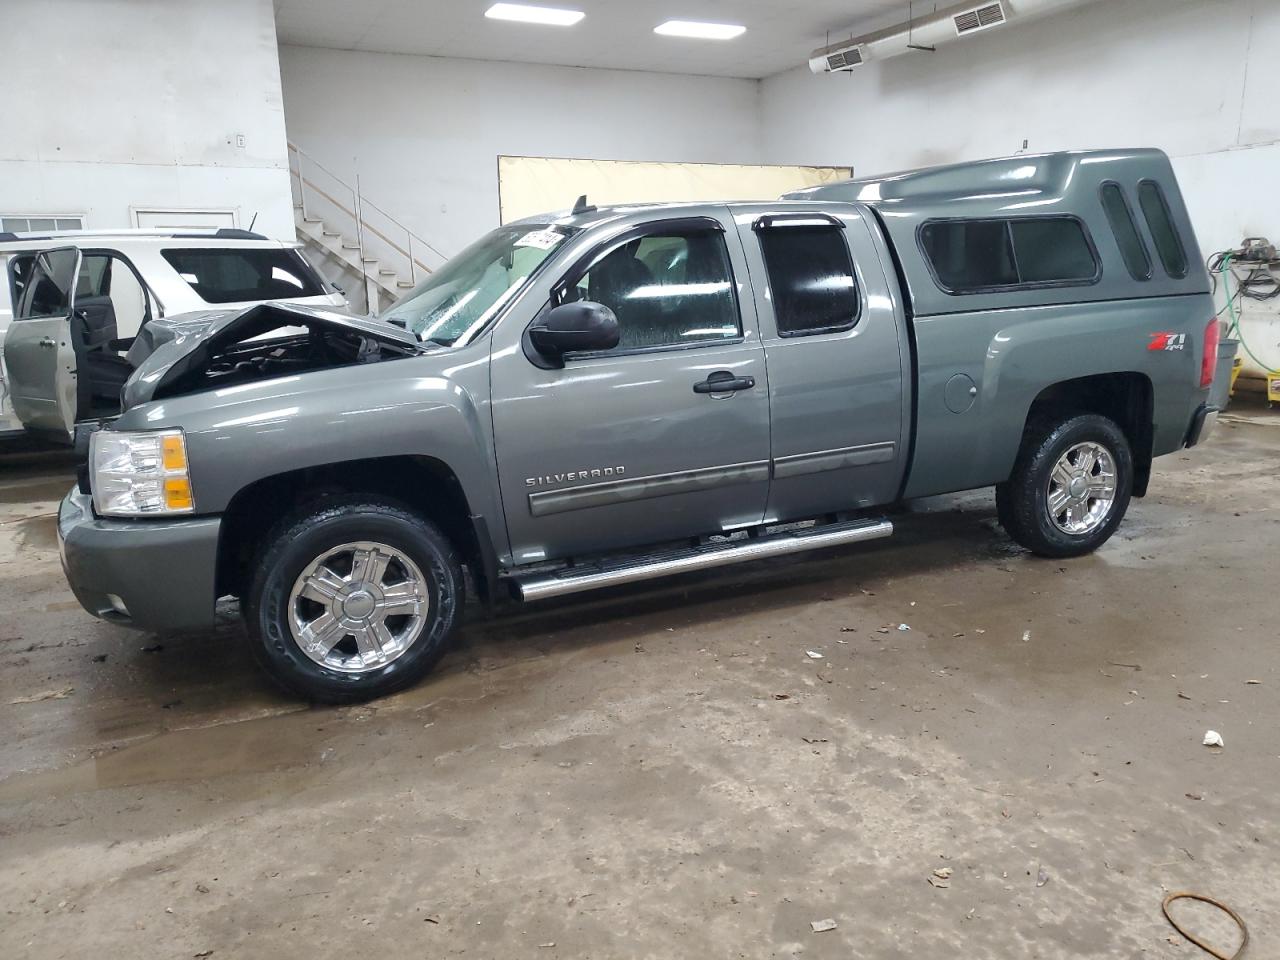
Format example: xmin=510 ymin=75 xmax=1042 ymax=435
xmin=693 ymin=371 xmax=755 ymax=395
xmin=38 ymin=337 xmax=58 ymax=349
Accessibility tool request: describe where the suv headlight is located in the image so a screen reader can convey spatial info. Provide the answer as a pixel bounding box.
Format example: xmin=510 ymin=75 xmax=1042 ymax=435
xmin=90 ymin=429 xmax=195 ymax=517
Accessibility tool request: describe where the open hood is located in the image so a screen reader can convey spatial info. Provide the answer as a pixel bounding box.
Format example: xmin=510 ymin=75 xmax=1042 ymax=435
xmin=122 ymin=302 xmax=423 ymax=409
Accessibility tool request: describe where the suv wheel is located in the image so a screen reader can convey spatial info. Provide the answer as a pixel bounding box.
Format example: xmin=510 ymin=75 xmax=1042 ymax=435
xmin=245 ymin=498 xmax=463 ymax=703
xmin=995 ymin=413 xmax=1133 ymax=558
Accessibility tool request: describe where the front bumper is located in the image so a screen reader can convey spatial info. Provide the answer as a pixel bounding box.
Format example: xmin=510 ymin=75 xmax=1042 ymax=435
xmin=58 ymin=488 xmax=222 ymax=632
xmin=1185 ymin=403 xmax=1219 ymax=448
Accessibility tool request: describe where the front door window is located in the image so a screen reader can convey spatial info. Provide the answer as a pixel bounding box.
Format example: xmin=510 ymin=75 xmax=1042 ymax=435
xmin=566 ymin=228 xmax=740 ymax=351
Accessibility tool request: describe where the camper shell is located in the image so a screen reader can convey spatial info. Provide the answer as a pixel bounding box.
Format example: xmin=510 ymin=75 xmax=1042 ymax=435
xmin=786 ymin=147 xmax=1209 ymax=317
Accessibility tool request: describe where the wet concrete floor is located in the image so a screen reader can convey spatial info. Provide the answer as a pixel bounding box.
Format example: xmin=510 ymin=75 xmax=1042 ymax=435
xmin=1 ymin=413 xmax=1278 ymax=958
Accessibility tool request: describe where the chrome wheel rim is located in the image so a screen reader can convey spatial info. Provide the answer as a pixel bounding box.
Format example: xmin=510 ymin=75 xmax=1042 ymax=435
xmin=1046 ymin=441 xmax=1117 ymax=535
xmin=287 ymin=540 xmax=429 ymax=674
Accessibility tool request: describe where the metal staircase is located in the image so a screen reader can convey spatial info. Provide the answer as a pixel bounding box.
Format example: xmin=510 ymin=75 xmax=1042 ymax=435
xmin=288 ymin=142 xmax=446 ymax=315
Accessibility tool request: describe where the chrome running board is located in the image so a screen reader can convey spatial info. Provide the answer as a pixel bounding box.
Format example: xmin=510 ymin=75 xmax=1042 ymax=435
xmin=512 ymin=517 xmax=893 ymax=603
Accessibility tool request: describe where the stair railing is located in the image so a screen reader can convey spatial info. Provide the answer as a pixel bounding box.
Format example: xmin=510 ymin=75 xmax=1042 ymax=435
xmin=288 ymin=142 xmax=445 ymax=287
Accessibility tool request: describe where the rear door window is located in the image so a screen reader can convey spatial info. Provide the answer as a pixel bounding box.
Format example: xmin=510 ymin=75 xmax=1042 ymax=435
xmin=757 ymin=224 xmax=859 ymax=336
xmin=161 ymin=248 xmax=325 ymax=303
xmin=1136 ymin=180 xmax=1188 ymax=278
xmin=1099 ymin=183 xmax=1152 ymax=281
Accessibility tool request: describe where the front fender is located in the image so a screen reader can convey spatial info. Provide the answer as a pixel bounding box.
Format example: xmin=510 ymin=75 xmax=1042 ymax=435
xmin=113 ymin=343 xmax=502 ymax=544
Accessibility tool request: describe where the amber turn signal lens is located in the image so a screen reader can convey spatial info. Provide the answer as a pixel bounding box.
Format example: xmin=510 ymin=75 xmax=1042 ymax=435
xmin=161 ymin=433 xmax=188 ymax=471
xmin=164 ymin=478 xmax=194 ymax=511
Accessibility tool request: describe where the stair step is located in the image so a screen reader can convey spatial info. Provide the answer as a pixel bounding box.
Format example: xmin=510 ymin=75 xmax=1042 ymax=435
xmin=362 ymin=258 xmax=379 ymax=264
xmin=378 ymin=269 xmax=398 ymax=276
xmin=396 ymin=281 xmax=415 ymax=288
xmin=342 ymin=243 xmax=361 ymax=250
xmin=511 ymin=517 xmax=893 ymax=602
xmin=303 ymin=216 xmax=323 ymax=223
xmin=322 ymin=231 xmax=342 ymax=238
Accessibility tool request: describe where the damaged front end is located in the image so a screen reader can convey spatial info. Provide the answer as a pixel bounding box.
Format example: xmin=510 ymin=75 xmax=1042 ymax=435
xmin=122 ymin=303 xmax=424 ymax=408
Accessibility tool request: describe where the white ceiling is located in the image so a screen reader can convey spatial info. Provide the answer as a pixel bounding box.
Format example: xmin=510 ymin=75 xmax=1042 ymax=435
xmin=273 ymin=0 xmax=911 ymax=79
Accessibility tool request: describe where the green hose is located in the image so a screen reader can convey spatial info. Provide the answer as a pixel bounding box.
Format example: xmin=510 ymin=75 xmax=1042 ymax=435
xmin=1218 ymin=253 xmax=1277 ymax=374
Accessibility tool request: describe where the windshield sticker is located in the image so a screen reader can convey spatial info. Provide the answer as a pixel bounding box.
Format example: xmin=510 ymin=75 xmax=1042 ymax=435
xmin=515 ymin=228 xmax=564 ymax=250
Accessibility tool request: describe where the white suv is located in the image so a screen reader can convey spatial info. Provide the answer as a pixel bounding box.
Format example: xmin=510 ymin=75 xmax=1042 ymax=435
xmin=0 ymin=228 xmax=345 ymax=439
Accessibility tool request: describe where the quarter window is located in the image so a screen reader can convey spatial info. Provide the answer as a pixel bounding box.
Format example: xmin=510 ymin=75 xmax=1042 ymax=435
xmin=1099 ymin=183 xmax=1152 ymax=281
xmin=757 ymin=225 xmax=859 ymax=336
xmin=919 ymin=217 xmax=1098 ymax=293
xmin=161 ymin=248 xmax=325 ymax=304
xmin=567 ymin=228 xmax=740 ymax=351
xmin=1136 ymin=180 xmax=1188 ymax=278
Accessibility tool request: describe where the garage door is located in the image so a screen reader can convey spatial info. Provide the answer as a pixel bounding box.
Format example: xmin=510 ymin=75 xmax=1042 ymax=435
xmin=498 ymin=157 xmax=853 ymax=223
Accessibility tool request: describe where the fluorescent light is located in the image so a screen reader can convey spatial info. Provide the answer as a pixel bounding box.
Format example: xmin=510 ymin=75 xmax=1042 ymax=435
xmin=485 ymin=3 xmax=584 ymax=26
xmin=654 ymin=19 xmax=746 ymax=40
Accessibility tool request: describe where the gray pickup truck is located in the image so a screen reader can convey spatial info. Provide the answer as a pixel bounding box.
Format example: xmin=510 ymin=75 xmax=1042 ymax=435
xmin=41 ymin=148 xmax=1222 ymax=702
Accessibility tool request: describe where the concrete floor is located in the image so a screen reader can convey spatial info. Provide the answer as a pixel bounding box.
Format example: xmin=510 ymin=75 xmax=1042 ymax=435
xmin=1 ymin=411 xmax=1277 ymax=959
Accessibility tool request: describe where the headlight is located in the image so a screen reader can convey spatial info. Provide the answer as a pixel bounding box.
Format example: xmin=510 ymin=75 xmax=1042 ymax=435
xmin=90 ymin=429 xmax=195 ymax=517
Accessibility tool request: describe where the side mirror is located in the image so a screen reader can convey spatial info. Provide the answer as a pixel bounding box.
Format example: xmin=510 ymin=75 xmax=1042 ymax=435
xmin=528 ymin=301 xmax=620 ymax=365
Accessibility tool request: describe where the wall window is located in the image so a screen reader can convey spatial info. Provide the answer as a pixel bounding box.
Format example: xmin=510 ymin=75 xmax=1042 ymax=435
xmin=2 ymin=215 xmax=83 ymax=233
xmin=757 ymin=224 xmax=859 ymax=336
xmin=567 ymin=228 xmax=740 ymax=351
xmin=161 ymin=248 xmax=325 ymax=304
xmin=919 ymin=216 xmax=1098 ymax=293
xmin=1136 ymin=180 xmax=1188 ymax=278
xmin=1099 ymin=183 xmax=1152 ymax=281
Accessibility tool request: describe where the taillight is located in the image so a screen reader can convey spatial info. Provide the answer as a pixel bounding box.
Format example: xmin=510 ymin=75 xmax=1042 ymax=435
xmin=1200 ymin=319 xmax=1219 ymax=389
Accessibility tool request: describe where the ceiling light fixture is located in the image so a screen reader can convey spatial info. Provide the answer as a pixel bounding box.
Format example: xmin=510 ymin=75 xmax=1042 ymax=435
xmin=653 ymin=19 xmax=746 ymax=40
xmin=485 ymin=3 xmax=585 ymax=27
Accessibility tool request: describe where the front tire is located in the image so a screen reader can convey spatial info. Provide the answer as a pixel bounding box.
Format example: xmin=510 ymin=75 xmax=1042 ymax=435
xmin=245 ymin=497 xmax=463 ymax=703
xmin=996 ymin=413 xmax=1133 ymax=558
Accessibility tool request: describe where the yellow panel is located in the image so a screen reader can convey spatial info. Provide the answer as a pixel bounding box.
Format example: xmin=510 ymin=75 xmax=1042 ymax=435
xmin=498 ymin=156 xmax=853 ymax=224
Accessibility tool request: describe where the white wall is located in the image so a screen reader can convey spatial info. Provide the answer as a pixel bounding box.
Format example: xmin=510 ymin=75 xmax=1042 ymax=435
xmin=0 ymin=0 xmax=295 ymax=239
xmin=279 ymin=46 xmax=763 ymax=257
xmin=759 ymin=0 xmax=1280 ymax=257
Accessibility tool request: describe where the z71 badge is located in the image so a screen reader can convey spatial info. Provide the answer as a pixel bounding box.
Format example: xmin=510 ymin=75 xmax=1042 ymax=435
xmin=1148 ymin=332 xmax=1187 ymax=352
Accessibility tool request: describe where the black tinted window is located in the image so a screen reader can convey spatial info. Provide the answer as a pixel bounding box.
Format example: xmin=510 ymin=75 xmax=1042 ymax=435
xmin=758 ymin=226 xmax=859 ymax=336
xmin=920 ymin=217 xmax=1097 ymax=292
xmin=1136 ymin=180 xmax=1187 ymax=278
xmin=1099 ymin=183 xmax=1152 ymax=281
xmin=161 ymin=248 xmax=325 ymax=303
xmin=572 ymin=229 xmax=739 ymax=351
xmin=1009 ymin=219 xmax=1097 ymax=284
xmin=920 ymin=220 xmax=1017 ymax=291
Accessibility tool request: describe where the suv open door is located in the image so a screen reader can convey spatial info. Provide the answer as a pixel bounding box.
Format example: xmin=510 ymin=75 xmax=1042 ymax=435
xmin=5 ymin=247 xmax=81 ymax=441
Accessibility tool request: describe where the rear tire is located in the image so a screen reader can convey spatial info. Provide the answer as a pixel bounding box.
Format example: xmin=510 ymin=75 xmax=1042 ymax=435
xmin=996 ymin=413 xmax=1133 ymax=558
xmin=245 ymin=497 xmax=463 ymax=703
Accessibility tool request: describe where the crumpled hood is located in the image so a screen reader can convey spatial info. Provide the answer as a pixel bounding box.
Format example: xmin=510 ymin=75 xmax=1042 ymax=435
xmin=122 ymin=302 xmax=422 ymax=409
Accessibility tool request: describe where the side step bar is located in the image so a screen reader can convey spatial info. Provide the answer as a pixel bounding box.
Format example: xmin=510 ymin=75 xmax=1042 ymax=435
xmin=512 ymin=517 xmax=893 ymax=603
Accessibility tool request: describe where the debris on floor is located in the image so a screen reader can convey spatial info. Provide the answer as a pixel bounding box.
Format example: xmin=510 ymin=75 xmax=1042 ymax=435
xmin=805 ymin=650 xmax=824 ymax=659
xmin=1036 ymin=866 xmax=1050 ymax=887
xmin=1203 ymin=730 xmax=1224 ymax=747
xmin=9 ymin=686 xmax=73 ymax=704
xmin=928 ymin=866 xmax=954 ymax=888
xmin=809 ymin=918 xmax=837 ymax=933
xmin=897 ymin=623 xmax=911 ymax=632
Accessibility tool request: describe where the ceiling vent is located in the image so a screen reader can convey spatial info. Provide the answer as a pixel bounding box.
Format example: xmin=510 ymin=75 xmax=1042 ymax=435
xmin=953 ymin=2 xmax=1007 ymax=35
xmin=809 ymin=41 xmax=869 ymax=73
